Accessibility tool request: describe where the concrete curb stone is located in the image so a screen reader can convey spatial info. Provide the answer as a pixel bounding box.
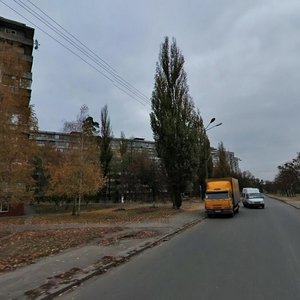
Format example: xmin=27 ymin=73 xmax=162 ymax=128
xmin=268 ymin=195 xmax=300 ymax=210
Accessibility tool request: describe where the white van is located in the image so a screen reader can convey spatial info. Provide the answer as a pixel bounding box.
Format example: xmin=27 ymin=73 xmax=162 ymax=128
xmin=242 ymin=187 xmax=265 ymax=208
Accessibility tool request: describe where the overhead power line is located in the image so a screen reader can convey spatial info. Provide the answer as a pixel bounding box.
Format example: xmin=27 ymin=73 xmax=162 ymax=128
xmin=16 ymin=0 xmax=151 ymax=105
xmin=0 ymin=0 xmax=152 ymax=109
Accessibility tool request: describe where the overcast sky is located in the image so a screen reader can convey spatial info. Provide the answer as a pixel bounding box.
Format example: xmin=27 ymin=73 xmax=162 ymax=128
xmin=1 ymin=0 xmax=300 ymax=181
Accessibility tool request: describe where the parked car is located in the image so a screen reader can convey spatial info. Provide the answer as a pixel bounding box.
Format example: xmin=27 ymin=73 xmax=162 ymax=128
xmin=242 ymin=187 xmax=265 ymax=208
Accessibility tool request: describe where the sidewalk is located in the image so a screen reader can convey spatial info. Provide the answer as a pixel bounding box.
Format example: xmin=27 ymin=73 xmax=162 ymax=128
xmin=0 ymin=207 xmax=205 ymax=300
xmin=268 ymin=194 xmax=300 ymax=209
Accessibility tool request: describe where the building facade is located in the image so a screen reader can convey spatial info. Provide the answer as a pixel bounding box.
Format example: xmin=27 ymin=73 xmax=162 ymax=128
xmin=35 ymin=131 xmax=241 ymax=173
xmin=35 ymin=130 xmax=157 ymax=157
xmin=0 ymin=16 xmax=34 ymax=108
xmin=210 ymin=147 xmax=241 ymax=174
xmin=0 ymin=17 xmax=34 ymax=217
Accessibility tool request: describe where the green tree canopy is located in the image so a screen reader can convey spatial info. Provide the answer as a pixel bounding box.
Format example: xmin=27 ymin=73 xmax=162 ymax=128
xmin=150 ymin=37 xmax=205 ymax=208
xmin=99 ymin=105 xmax=113 ymax=178
xmin=213 ymin=142 xmax=231 ymax=178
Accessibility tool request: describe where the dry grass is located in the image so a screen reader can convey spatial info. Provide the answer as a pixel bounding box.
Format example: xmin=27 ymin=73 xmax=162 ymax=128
xmin=0 ymin=227 xmax=122 ymax=272
xmin=0 ymin=200 xmax=203 ymax=226
xmin=181 ymin=199 xmax=204 ymax=211
xmin=0 ymin=204 xmax=179 ymax=226
xmin=0 ymin=200 xmax=203 ymax=272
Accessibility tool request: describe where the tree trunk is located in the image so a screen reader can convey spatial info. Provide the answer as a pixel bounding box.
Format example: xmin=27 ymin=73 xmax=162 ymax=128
xmin=72 ymin=197 xmax=77 ymax=215
xmin=77 ymin=194 xmax=81 ymax=216
xmin=171 ymin=194 xmax=176 ymax=208
xmin=171 ymin=185 xmax=182 ymax=209
xmin=174 ymin=191 xmax=182 ymax=209
xmin=152 ymin=186 xmax=157 ymax=208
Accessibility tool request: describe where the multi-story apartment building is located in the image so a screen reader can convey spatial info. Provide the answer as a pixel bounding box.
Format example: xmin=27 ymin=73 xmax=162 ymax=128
xmin=226 ymin=150 xmax=241 ymax=174
xmin=110 ymin=137 xmax=156 ymax=158
xmin=35 ymin=130 xmax=157 ymax=157
xmin=210 ymin=147 xmax=241 ymax=174
xmin=0 ymin=16 xmax=34 ymax=108
xmin=0 ymin=17 xmax=34 ymax=217
xmin=35 ymin=131 xmax=243 ymax=174
xmin=35 ymin=130 xmax=81 ymax=152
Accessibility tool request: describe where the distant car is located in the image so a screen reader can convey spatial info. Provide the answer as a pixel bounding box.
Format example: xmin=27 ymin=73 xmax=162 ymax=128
xmin=242 ymin=187 xmax=265 ymax=209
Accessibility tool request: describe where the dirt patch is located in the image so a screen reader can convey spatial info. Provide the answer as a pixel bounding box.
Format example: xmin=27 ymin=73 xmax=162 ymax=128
xmin=24 ymin=257 xmax=126 ymax=299
xmin=0 ymin=227 xmax=122 ymax=272
xmin=99 ymin=230 xmax=160 ymax=246
xmin=25 ymin=267 xmax=83 ymax=299
xmin=0 ymin=201 xmax=201 ymax=272
xmin=0 ymin=231 xmax=11 ymax=239
xmin=0 ymin=204 xmax=180 ymax=226
xmin=181 ymin=201 xmax=203 ymax=211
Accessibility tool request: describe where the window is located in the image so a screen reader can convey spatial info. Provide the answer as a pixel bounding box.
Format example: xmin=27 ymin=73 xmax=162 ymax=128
xmin=20 ymin=77 xmax=32 ymax=89
xmin=0 ymin=201 xmax=9 ymax=213
xmin=10 ymin=114 xmax=20 ymax=125
xmin=206 ymin=191 xmax=229 ymax=200
xmin=5 ymin=28 xmax=17 ymax=35
xmin=248 ymin=193 xmax=262 ymax=199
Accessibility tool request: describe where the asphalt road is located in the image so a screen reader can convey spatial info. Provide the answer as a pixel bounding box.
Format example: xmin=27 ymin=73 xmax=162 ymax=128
xmin=61 ymin=196 xmax=300 ymax=300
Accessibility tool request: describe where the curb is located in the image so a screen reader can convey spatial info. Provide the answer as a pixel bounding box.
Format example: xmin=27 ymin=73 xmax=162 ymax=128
xmin=268 ymin=195 xmax=300 ymax=210
xmin=30 ymin=216 xmax=205 ymax=300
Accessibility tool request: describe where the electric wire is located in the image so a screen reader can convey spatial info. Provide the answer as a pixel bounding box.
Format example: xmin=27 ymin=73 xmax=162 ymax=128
xmin=26 ymin=0 xmax=150 ymax=103
xmin=12 ymin=0 xmax=151 ymax=107
xmin=13 ymin=0 xmax=151 ymax=106
xmin=0 ymin=0 xmax=152 ymax=109
xmin=27 ymin=0 xmax=118 ymax=73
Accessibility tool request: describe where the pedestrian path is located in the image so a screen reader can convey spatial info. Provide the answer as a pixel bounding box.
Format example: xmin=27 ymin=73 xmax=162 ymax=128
xmin=0 ymin=209 xmax=205 ymax=300
xmin=268 ymin=194 xmax=300 ymax=210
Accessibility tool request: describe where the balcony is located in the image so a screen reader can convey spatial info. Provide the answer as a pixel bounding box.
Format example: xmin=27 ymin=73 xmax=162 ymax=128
xmin=0 ymin=31 xmax=33 ymax=46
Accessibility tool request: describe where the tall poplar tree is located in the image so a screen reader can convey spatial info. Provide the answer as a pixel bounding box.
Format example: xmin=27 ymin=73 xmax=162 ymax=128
xmin=150 ymin=37 xmax=203 ymax=208
xmin=99 ymin=105 xmax=113 ymax=178
xmin=213 ymin=142 xmax=231 ymax=178
xmin=99 ymin=105 xmax=113 ymax=200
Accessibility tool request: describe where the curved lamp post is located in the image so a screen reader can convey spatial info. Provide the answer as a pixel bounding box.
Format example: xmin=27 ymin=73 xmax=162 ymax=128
xmin=205 ymin=118 xmax=215 ymax=130
xmin=206 ymin=122 xmax=223 ymax=131
xmin=204 ymin=118 xmax=223 ymax=179
xmin=200 ymin=118 xmax=223 ymax=199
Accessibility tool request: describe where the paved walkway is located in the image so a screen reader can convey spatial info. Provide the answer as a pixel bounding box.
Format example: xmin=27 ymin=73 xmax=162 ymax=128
xmin=268 ymin=195 xmax=300 ymax=209
xmin=0 ymin=209 xmax=205 ymax=300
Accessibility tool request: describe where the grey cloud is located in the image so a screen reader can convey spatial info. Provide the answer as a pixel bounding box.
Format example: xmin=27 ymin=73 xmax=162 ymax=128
xmin=1 ymin=0 xmax=300 ymax=180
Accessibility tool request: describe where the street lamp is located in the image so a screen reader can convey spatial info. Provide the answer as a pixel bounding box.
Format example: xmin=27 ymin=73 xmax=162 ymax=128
xmin=205 ymin=118 xmax=216 ymax=130
xmin=201 ymin=118 xmax=222 ymax=199
xmin=203 ymin=118 xmax=223 ymax=180
xmin=206 ymin=122 xmax=223 ymax=131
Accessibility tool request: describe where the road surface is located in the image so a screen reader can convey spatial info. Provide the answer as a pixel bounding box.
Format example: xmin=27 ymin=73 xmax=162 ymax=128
xmin=60 ymin=196 xmax=300 ymax=300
